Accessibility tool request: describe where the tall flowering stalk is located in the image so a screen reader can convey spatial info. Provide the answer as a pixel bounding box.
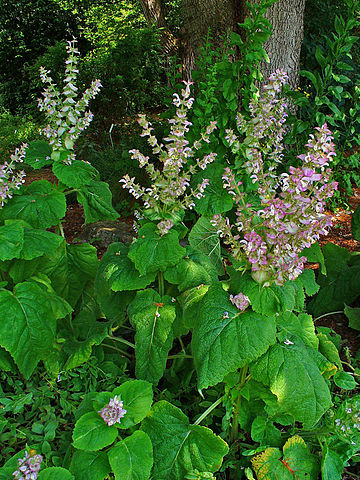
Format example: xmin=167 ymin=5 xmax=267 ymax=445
xmin=212 ymin=71 xmax=338 ymax=286
xmin=12 ymin=451 xmax=43 ymax=480
xmin=120 ymin=82 xmax=217 ymax=235
xmin=37 ymin=39 xmax=102 ymax=164
xmin=0 ymin=144 xmax=27 ymax=206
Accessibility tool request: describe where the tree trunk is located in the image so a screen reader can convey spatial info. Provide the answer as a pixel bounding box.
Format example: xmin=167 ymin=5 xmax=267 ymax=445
xmin=243 ymin=0 xmax=306 ymax=89
xmin=180 ymin=0 xmax=235 ymax=79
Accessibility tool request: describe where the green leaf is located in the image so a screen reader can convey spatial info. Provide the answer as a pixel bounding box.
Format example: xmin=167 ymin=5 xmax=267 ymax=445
xmin=188 ymin=217 xmax=223 ymax=275
xmin=317 ymin=333 xmax=341 ymax=368
xmin=333 ymin=371 xmax=357 ymax=390
xmin=164 ymin=250 xmax=218 ymax=292
xmin=69 ymin=450 xmax=111 ymax=480
xmin=296 ymin=269 xmax=319 ymax=296
xmin=250 ymin=416 xmax=282 ymax=447
xmin=178 ymin=284 xmax=210 ymax=331
xmin=250 ymin=343 xmax=332 ymax=428
xmin=111 ymin=379 xmax=153 ymax=428
xmin=0 ymin=346 xmax=15 ymax=371
xmin=72 ymin=412 xmax=118 ymax=451
xmin=38 ymin=467 xmax=74 ymax=480
xmin=301 ymin=242 xmax=326 ymax=274
xmin=193 ymin=163 xmax=233 ymax=216
xmin=141 ymin=401 xmax=228 ymax=480
xmin=98 ymin=243 xmax=156 ymax=292
xmin=0 ymin=222 xmax=24 ymax=260
xmin=0 ymin=180 xmax=66 ymax=229
xmin=277 ymin=312 xmax=319 ymax=350
xmin=108 ymin=431 xmax=153 ymax=480
xmin=192 ymin=286 xmax=276 ymax=389
xmin=230 ymin=272 xmax=295 ymax=316
xmin=25 ymin=140 xmax=52 ymax=169
xmin=0 ymin=280 xmax=72 ymax=378
xmin=128 ymin=290 xmax=176 ymax=384
xmin=77 ymin=180 xmax=119 ymax=223
xmin=344 ymin=304 xmax=360 ymax=331
xmin=16 ymin=223 xmax=64 ymax=261
xmin=321 ymin=444 xmax=344 ymax=480
xmin=66 ymin=243 xmax=99 ymax=306
xmin=53 ymin=160 xmax=98 ymax=188
xmin=128 ymin=223 xmax=185 ymax=275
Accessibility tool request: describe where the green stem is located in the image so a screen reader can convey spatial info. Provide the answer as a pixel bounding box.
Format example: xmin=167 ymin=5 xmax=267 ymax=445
xmin=193 ymin=397 xmax=223 ymax=426
xmin=167 ymin=354 xmax=193 ymax=360
xmin=314 ymin=311 xmax=343 ymax=321
xmin=106 ymin=335 xmax=135 ymax=349
xmin=231 ymin=366 xmax=248 ymax=443
xmin=102 ymin=343 xmax=132 ymax=358
xmin=58 ymin=222 xmax=65 ymax=238
xmin=158 ymin=271 xmax=165 ymax=297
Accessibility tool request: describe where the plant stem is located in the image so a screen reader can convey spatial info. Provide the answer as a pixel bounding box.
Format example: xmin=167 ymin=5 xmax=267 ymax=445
xmin=193 ymin=397 xmax=223 ymax=426
xmin=158 ymin=271 xmax=165 ymax=297
xmin=58 ymin=222 xmax=65 ymax=238
xmin=167 ymin=354 xmax=193 ymax=360
xmin=102 ymin=343 xmax=132 ymax=358
xmin=106 ymin=335 xmax=135 ymax=349
xmin=231 ymin=366 xmax=248 ymax=443
xmin=314 ymin=311 xmax=344 ymax=321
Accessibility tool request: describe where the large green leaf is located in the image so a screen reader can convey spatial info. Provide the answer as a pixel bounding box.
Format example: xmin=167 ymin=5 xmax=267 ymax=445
xmin=108 ymin=431 xmax=153 ymax=480
xmin=0 ymin=280 xmax=72 ymax=377
xmin=188 ymin=217 xmax=223 ymax=274
xmin=0 ymin=180 xmax=66 ymax=228
xmin=164 ymin=250 xmax=218 ymax=292
xmin=193 ymin=163 xmax=233 ymax=216
xmin=69 ymin=450 xmax=111 ymax=480
xmin=141 ymin=401 xmax=228 ymax=480
xmin=128 ymin=290 xmax=176 ymax=384
xmin=77 ymin=180 xmax=119 ymax=223
xmin=192 ymin=286 xmax=276 ymax=389
xmin=250 ymin=342 xmax=332 ymax=428
xmin=230 ymin=272 xmax=295 ymax=316
xmin=251 ymin=435 xmax=319 ymax=480
xmin=111 ymin=380 xmax=153 ymax=429
xmin=344 ymin=304 xmax=360 ymax=331
xmin=321 ymin=443 xmax=344 ymax=480
xmin=53 ymin=160 xmax=98 ymax=188
xmin=0 ymin=281 xmax=71 ymax=378
xmin=0 ymin=222 xmax=24 ymax=260
xmin=24 ymin=140 xmax=52 ymax=169
xmin=128 ymin=223 xmax=185 ymax=275
xmin=276 ymin=312 xmax=319 ymax=350
xmin=97 ymin=243 xmax=156 ymax=292
xmin=38 ymin=467 xmax=74 ymax=480
xmin=72 ymin=412 xmax=118 ymax=451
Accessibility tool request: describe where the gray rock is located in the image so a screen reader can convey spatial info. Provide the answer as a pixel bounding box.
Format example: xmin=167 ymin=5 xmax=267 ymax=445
xmin=75 ymin=220 xmax=135 ymax=248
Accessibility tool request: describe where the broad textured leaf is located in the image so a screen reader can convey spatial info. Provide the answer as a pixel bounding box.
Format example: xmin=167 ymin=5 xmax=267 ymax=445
xmin=301 ymin=242 xmax=326 ymax=274
xmin=250 ymin=343 xmax=332 ymax=428
xmin=351 ymin=204 xmax=360 ymax=241
xmin=141 ymin=401 xmax=228 ymax=480
xmin=97 ymin=243 xmax=156 ymax=292
xmin=18 ymin=225 xmax=64 ymax=261
xmin=276 ymin=312 xmax=319 ymax=349
xmin=230 ymin=272 xmax=295 ymax=316
xmin=77 ymin=180 xmax=119 ymax=223
xmin=38 ymin=467 xmax=74 ymax=480
xmin=192 ymin=286 xmax=276 ymax=389
xmin=178 ymin=284 xmax=209 ymax=330
xmin=108 ymin=431 xmax=153 ymax=480
xmin=128 ymin=290 xmax=176 ymax=384
xmin=333 ymin=371 xmax=357 ymax=390
xmin=164 ymin=250 xmax=218 ymax=292
xmin=69 ymin=450 xmax=111 ymax=480
xmin=111 ymin=379 xmax=153 ymax=428
xmin=24 ymin=140 xmax=52 ymax=169
xmin=250 ymin=416 xmax=282 ymax=447
xmin=128 ymin=223 xmax=185 ymax=275
xmin=321 ymin=444 xmax=344 ymax=480
xmin=66 ymin=243 xmax=99 ymax=306
xmin=317 ymin=333 xmax=341 ymax=368
xmin=193 ymin=163 xmax=233 ymax=216
xmin=0 ymin=222 xmax=24 ymax=260
xmin=344 ymin=304 xmax=360 ymax=331
xmin=188 ymin=217 xmax=223 ymax=274
xmin=295 ymin=269 xmax=319 ymax=296
xmin=95 ymin=244 xmax=135 ymax=321
xmin=0 ymin=281 xmax=72 ymax=378
xmin=72 ymin=412 xmax=118 ymax=451
xmin=251 ymin=436 xmax=319 ymax=480
xmin=0 ymin=346 xmax=15 ymax=371
xmin=53 ymin=160 xmax=98 ymax=188
xmin=0 ymin=180 xmax=66 ymax=228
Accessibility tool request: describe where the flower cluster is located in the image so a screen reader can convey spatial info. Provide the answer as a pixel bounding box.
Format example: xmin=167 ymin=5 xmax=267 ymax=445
xmin=98 ymin=395 xmax=127 ymax=426
xmin=212 ymin=71 xmax=337 ymax=286
xmin=334 ymin=396 xmax=360 ymax=446
xmin=0 ymin=144 xmax=27 ymax=206
xmin=38 ymin=39 xmax=102 ymax=164
xmin=120 ymin=82 xmax=217 ymax=234
xmin=230 ymin=293 xmax=250 ymax=311
xmin=12 ymin=451 xmax=43 ymax=480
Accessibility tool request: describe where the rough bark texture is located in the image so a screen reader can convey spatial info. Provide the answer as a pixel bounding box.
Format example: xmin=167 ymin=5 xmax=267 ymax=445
xmin=244 ymin=0 xmax=306 ymax=89
xmin=180 ymin=0 xmax=235 ymax=79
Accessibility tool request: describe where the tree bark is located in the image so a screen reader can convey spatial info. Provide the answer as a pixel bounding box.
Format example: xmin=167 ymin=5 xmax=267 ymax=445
xmin=243 ymin=0 xmax=306 ymax=89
